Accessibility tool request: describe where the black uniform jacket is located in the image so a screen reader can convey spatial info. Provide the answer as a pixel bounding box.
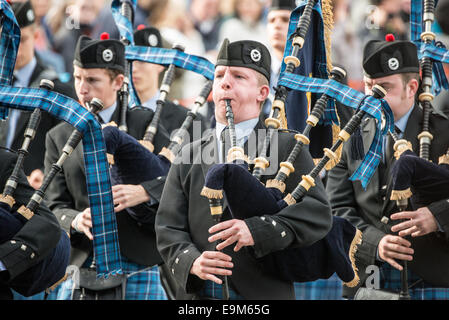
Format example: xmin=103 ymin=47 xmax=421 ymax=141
xmin=156 ymin=121 xmax=332 ymax=299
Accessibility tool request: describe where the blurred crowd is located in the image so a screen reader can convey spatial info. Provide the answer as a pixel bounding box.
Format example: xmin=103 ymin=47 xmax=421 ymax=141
xmin=22 ymin=0 xmax=449 ymax=111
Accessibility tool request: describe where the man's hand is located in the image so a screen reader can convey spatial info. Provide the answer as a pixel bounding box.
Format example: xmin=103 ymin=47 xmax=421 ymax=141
xmin=71 ymin=208 xmax=93 ymax=240
xmin=378 ymin=234 xmax=414 ymax=271
xmin=190 ymin=251 xmax=233 ymax=284
xmin=112 ymin=184 xmax=150 ymax=212
xmin=391 ymin=207 xmax=438 ymax=237
xmin=27 ymin=169 xmax=44 ymax=190
xmin=208 ymin=219 xmax=254 ymax=252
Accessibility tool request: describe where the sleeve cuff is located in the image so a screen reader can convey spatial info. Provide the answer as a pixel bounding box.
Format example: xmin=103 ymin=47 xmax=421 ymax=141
xmin=428 ymin=199 xmax=449 ymax=237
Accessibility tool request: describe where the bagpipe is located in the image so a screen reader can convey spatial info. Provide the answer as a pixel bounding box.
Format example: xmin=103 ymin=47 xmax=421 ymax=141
xmin=103 ymin=79 xmax=213 ymax=187
xmin=375 ymin=0 xmax=449 ymax=297
xmin=199 ymin=0 xmax=390 ymax=289
xmin=116 ymin=0 xmax=133 ymax=133
xmin=104 ymin=0 xmax=215 ymax=186
xmin=100 ymin=0 xmax=396 ymax=288
xmin=0 ymin=80 xmax=72 ymax=297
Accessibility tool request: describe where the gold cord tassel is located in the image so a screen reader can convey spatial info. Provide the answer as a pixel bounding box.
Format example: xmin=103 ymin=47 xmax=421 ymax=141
xmin=321 ymin=0 xmax=334 ymax=73
xmin=344 ymin=228 xmax=362 ymax=288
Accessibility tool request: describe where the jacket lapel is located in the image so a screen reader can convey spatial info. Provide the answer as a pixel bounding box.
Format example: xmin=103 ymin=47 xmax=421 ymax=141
xmin=362 ymin=117 xmax=379 ymax=191
xmin=383 ymin=106 xmax=421 ymax=214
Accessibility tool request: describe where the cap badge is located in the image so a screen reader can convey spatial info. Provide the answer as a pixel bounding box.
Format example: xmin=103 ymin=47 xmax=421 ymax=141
xmin=26 ymin=9 xmax=34 ymax=22
xmin=388 ymin=57 xmax=399 ymax=70
xmin=148 ymin=34 xmax=159 ymax=47
xmin=102 ymin=49 xmax=114 ymax=63
xmin=250 ymin=49 xmax=261 ymax=62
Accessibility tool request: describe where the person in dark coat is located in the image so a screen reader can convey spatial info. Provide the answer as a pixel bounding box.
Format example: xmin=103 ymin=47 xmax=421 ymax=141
xmin=44 ymin=34 xmax=170 ymax=299
xmin=0 ymin=1 xmax=77 ymax=190
xmin=0 ymin=148 xmax=65 ymax=300
xmin=132 ymin=25 xmax=208 ymax=141
xmin=155 ymin=39 xmax=332 ymax=300
xmin=326 ymin=35 xmax=449 ymax=299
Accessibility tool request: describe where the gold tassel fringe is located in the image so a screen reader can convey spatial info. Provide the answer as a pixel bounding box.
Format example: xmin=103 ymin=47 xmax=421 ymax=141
xmin=283 ymin=193 xmax=297 ymax=206
xmin=439 ymin=153 xmax=449 ymax=165
xmin=265 ymin=179 xmax=286 ymax=193
xmin=17 ymin=205 xmax=34 ymax=220
xmin=200 ymin=187 xmax=223 ymax=199
xmin=0 ymin=194 xmax=15 ymax=208
xmin=107 ymin=153 xmax=115 ymax=165
xmin=101 ymin=121 xmax=118 ymax=129
xmin=344 ymin=228 xmax=363 ymax=288
xmin=390 ymin=188 xmax=413 ymax=201
xmin=321 ymin=0 xmax=334 ymax=73
xmin=394 ymin=141 xmax=413 ymax=159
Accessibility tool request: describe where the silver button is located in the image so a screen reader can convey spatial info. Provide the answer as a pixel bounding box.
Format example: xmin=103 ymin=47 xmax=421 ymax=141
xmin=272 ymin=220 xmax=277 ymax=227
xmin=175 ymin=258 xmax=179 ymax=264
xmin=171 ymin=268 xmax=175 ymax=274
xmin=10 ymin=240 xmax=16 ymax=244
xmin=381 ymin=216 xmax=389 ymax=224
xmin=260 ymin=217 xmax=266 ymax=221
xmin=61 ymin=215 xmax=66 ymax=221
xmin=20 ymin=244 xmax=27 ymax=251
xmin=30 ymin=253 xmax=35 ymax=259
xmin=183 ymin=249 xmax=189 ymax=254
xmin=281 ymin=231 xmax=286 ymax=237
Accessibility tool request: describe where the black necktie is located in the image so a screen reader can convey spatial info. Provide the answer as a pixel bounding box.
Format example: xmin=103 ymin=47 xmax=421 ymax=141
xmin=220 ymin=126 xmax=230 ymax=163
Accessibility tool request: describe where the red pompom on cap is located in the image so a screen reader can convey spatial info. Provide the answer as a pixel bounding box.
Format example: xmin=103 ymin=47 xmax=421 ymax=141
xmin=137 ymin=24 xmax=146 ymax=31
xmin=100 ymin=32 xmax=110 ymax=40
xmin=385 ymin=33 xmax=395 ymax=42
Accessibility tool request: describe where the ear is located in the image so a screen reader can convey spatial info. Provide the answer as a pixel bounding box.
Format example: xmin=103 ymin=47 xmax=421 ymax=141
xmin=256 ymin=84 xmax=270 ymax=103
xmin=407 ymin=78 xmax=419 ymax=98
xmin=113 ymin=73 xmax=125 ymax=91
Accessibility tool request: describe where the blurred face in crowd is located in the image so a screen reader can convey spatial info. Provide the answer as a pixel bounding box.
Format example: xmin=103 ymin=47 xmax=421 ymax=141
xmin=190 ymin=0 xmax=220 ymax=21
xmin=236 ymin=0 xmax=264 ymax=23
xmin=213 ymin=65 xmax=269 ymax=124
xmin=30 ymin=0 xmax=50 ymax=21
xmin=364 ymin=73 xmax=418 ymax=121
xmin=68 ymin=0 xmax=103 ymax=26
xmin=267 ymin=9 xmax=290 ymax=54
xmin=73 ymin=66 xmax=124 ymax=109
xmin=15 ymin=24 xmax=37 ymax=70
xmin=132 ymin=61 xmax=164 ymax=97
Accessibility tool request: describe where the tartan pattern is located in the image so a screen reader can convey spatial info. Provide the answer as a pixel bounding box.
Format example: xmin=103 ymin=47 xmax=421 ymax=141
xmin=281 ymin=1 xmax=330 ymax=131
xmin=46 ymin=264 xmax=167 ymax=300
xmin=410 ymin=0 xmax=449 ymax=96
xmin=0 ymin=86 xmax=123 ymax=277
xmin=380 ymin=263 xmax=449 ymax=300
xmin=126 ymin=45 xmax=215 ymax=80
xmin=110 ymin=0 xmax=140 ymax=108
xmin=0 ymin=1 xmax=123 ymax=277
xmin=0 ymin=0 xmax=21 ymax=119
xmin=123 ymin=263 xmax=168 ymax=300
xmin=294 ymin=273 xmax=343 ymax=300
xmin=111 ymin=0 xmax=136 ymax=45
xmin=282 ymin=1 xmax=328 ymax=80
xmin=278 ymin=72 xmax=394 ymax=189
xmin=198 ymin=280 xmax=245 ymax=300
